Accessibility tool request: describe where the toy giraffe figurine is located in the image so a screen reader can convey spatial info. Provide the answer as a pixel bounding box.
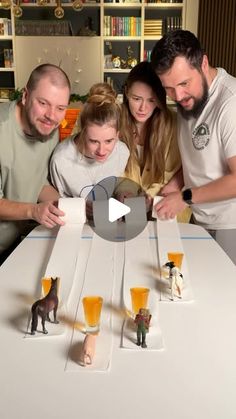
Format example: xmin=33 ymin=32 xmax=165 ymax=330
xmin=30 ymin=277 xmax=59 ymax=335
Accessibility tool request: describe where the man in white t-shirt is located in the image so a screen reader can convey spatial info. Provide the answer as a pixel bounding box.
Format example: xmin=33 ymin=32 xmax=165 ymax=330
xmin=0 ymin=64 xmax=71 ymax=263
xmin=151 ymin=30 xmax=236 ymax=264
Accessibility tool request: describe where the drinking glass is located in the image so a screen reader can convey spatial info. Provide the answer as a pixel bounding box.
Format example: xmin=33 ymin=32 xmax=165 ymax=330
xmin=130 ymin=287 xmax=150 ymax=315
xmin=167 ymin=252 xmax=184 ymax=269
xmin=82 ymin=296 xmax=103 ymax=333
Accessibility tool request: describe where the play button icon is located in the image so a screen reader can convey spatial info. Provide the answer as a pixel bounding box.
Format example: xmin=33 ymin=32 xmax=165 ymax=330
xmin=108 ymin=198 xmax=130 ymax=222
xmin=86 ymin=176 xmax=148 ymax=242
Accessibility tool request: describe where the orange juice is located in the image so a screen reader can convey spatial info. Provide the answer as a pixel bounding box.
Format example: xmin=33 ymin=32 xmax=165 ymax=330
xmin=167 ymin=252 xmax=184 ymax=269
xmin=130 ymin=287 xmax=150 ymax=314
xmin=82 ymin=296 xmax=103 ymax=332
xmin=41 ymin=277 xmax=60 ymax=297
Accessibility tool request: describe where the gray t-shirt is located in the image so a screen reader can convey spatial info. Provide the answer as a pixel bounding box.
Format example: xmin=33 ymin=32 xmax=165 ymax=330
xmin=50 ymin=135 xmax=129 ymax=198
xmin=0 ymin=100 xmax=58 ymax=253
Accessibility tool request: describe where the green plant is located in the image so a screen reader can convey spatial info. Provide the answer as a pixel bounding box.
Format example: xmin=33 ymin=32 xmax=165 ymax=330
xmin=9 ymin=88 xmax=23 ymax=101
xmin=69 ymin=93 xmax=88 ymax=103
xmin=9 ymin=88 xmax=88 ymax=104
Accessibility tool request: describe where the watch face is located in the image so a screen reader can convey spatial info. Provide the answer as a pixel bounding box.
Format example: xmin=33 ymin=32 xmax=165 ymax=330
xmin=182 ymin=189 xmax=192 ymax=204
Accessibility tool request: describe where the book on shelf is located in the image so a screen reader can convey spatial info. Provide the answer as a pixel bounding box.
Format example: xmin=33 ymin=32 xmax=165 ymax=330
xmin=143 ymin=49 xmax=152 ymax=62
xmin=144 ymin=19 xmax=162 ymax=36
xmin=3 ymin=49 xmax=14 ymax=68
xmin=0 ymin=18 xmax=12 ymax=36
xmin=163 ymin=16 xmax=182 ymax=33
xmin=15 ymin=20 xmax=73 ymax=36
xmin=104 ymin=15 xmax=141 ymax=37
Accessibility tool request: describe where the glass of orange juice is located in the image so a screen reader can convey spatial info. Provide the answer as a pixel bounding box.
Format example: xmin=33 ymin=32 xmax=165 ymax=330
xmin=167 ymin=252 xmax=184 ymax=269
xmin=82 ymin=296 xmax=103 ymax=334
xmin=130 ymin=287 xmax=150 ymax=315
xmin=41 ymin=277 xmax=60 ymax=297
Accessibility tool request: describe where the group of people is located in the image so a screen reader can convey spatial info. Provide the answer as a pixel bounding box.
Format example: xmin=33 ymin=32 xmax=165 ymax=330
xmin=1 ymin=29 xmax=236 ymax=265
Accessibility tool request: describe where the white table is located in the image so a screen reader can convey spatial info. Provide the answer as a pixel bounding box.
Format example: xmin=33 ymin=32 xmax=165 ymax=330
xmin=0 ymin=222 xmax=236 ymax=419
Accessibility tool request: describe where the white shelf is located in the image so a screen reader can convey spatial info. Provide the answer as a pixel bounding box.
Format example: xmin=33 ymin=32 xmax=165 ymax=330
xmin=0 ymin=35 xmax=13 ymax=40
xmin=103 ymin=36 xmax=141 ymax=40
xmin=104 ymin=68 xmax=131 ymax=73
xmin=0 ymin=67 xmax=15 ymax=72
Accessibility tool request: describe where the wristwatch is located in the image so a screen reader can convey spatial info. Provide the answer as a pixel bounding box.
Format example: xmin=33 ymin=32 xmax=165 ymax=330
xmin=182 ymin=188 xmax=193 ymax=206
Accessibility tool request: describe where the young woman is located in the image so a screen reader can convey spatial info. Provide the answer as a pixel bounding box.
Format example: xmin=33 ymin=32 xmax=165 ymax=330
xmin=120 ymin=60 xmax=182 ymax=198
xmin=50 ymin=83 xmax=129 ymax=199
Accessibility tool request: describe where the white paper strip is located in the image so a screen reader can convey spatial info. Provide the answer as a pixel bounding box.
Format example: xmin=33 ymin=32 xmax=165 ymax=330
xmin=152 ymin=197 xmax=194 ymax=302
xmin=65 ymin=233 xmax=115 ymax=372
xmin=121 ymin=226 xmax=164 ymax=350
xmin=25 ymin=198 xmax=86 ymax=338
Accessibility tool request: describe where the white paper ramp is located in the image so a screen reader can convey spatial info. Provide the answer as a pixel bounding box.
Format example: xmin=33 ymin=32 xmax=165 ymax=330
xmin=152 ymin=198 xmax=194 ymax=302
xmin=121 ymin=226 xmax=164 ymax=350
xmin=25 ymin=198 xmax=86 ymax=338
xmin=66 ymin=234 xmax=115 ymax=372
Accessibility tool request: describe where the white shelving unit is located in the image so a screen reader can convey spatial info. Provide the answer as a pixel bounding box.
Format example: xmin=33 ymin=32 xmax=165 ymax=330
xmin=101 ymin=1 xmax=189 ymax=91
xmin=0 ymin=0 xmax=198 ymax=95
xmin=0 ymin=6 xmax=16 ymax=100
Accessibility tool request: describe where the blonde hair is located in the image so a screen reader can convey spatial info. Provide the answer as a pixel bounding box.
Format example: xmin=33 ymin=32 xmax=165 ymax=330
xmin=77 ymin=83 xmax=121 ymax=154
xmin=120 ymin=61 xmax=177 ymax=184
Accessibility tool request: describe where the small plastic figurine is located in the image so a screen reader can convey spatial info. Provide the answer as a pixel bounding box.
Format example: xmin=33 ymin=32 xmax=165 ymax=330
xmin=30 ymin=277 xmax=59 ymax=335
xmin=80 ymin=334 xmax=97 ymax=366
xmin=164 ymin=261 xmax=183 ymax=301
xmin=134 ymin=308 xmax=152 ymax=348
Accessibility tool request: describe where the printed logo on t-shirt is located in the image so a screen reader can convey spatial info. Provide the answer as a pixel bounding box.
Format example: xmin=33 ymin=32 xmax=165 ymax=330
xmin=192 ymin=123 xmax=210 ymax=150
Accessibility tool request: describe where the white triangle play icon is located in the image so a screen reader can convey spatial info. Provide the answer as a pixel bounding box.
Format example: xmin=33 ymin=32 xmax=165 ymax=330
xmin=108 ymin=198 xmax=131 ymax=223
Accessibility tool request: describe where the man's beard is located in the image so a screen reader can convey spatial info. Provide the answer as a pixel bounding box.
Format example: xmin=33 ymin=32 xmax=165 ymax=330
xmin=24 ymin=108 xmax=57 ymax=142
xmin=177 ymin=74 xmax=209 ymax=120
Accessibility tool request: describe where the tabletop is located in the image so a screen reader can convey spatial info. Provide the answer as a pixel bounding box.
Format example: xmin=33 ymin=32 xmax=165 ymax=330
xmin=0 ymin=222 xmax=236 ymax=419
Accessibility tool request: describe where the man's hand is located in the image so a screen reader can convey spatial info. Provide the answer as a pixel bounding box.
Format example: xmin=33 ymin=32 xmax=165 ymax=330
xmin=154 ymin=191 xmax=187 ymax=220
xmin=31 ymin=201 xmax=65 ymax=228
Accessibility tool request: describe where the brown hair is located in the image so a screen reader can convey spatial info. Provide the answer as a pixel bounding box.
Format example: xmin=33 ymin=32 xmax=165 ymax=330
xmin=120 ymin=61 xmax=176 ymax=183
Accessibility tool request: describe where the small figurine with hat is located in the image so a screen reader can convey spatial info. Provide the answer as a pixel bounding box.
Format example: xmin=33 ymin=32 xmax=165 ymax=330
xmin=134 ymin=308 xmax=152 ymax=348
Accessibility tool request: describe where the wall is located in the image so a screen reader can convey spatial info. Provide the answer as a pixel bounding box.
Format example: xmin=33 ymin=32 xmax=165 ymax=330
xmin=15 ymin=36 xmax=101 ymax=94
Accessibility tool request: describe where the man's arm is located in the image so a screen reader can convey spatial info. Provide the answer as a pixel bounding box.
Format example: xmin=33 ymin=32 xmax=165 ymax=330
xmin=0 ymin=184 xmax=65 ymax=228
xmin=155 ymin=155 xmax=236 ymax=219
xmin=160 ymin=168 xmax=184 ymax=195
xmin=38 ymin=184 xmax=60 ymax=202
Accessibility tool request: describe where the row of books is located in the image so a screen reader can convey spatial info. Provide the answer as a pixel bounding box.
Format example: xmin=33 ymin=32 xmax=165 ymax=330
xmin=148 ymin=0 xmax=182 ymax=3
xmin=20 ymin=0 xmax=99 ymax=3
xmin=144 ymin=19 xmax=162 ymax=36
xmin=15 ymin=19 xmax=72 ymax=36
xmin=3 ymin=49 xmax=14 ymax=68
xmin=144 ymin=16 xmax=182 ymax=35
xmin=164 ymin=16 xmax=182 ymax=32
xmin=103 ymin=16 xmax=141 ymax=37
xmin=19 ymin=0 xmax=181 ymax=3
xmin=0 ymin=19 xmax=12 ymax=37
xmin=143 ymin=48 xmax=152 ymax=61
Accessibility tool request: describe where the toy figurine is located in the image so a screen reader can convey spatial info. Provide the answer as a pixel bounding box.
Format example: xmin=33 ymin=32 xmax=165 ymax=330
xmin=164 ymin=261 xmax=183 ymax=301
xmin=30 ymin=277 xmax=59 ymax=335
xmin=134 ymin=308 xmax=152 ymax=348
xmin=80 ymin=334 xmax=97 ymax=366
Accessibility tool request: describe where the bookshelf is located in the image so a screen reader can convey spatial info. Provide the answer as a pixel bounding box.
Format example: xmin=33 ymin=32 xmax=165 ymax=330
xmin=102 ymin=1 xmax=188 ymax=92
xmin=0 ymin=6 xmax=16 ymax=101
xmin=0 ymin=0 xmax=199 ymax=97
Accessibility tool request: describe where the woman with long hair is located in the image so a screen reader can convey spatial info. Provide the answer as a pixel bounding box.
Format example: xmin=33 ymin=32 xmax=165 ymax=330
xmin=120 ymin=60 xmax=182 ymax=199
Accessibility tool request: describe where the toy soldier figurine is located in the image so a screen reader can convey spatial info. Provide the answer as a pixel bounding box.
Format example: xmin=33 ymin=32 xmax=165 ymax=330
xmin=134 ymin=308 xmax=152 ymax=348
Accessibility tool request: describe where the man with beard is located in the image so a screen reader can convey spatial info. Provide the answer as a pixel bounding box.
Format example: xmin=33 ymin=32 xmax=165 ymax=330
xmin=151 ymin=30 xmax=236 ymax=264
xmin=0 ymin=64 xmax=71 ymax=264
